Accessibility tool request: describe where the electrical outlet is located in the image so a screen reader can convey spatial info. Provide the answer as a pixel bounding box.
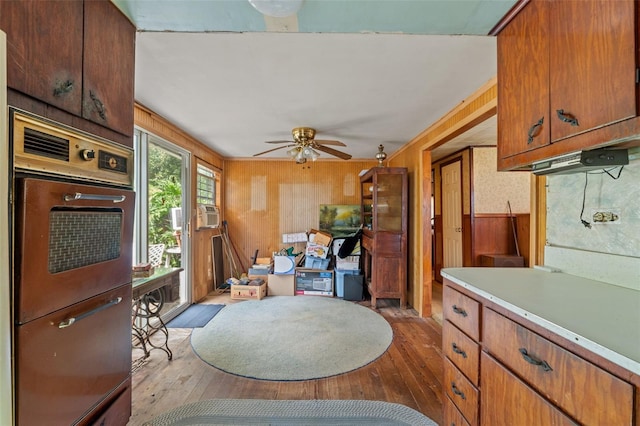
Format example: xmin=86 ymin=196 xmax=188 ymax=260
xmin=591 ymin=209 xmax=620 ymax=224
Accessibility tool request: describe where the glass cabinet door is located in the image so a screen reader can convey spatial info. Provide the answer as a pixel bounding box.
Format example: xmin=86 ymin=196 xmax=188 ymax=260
xmin=375 ymin=173 xmax=403 ymax=232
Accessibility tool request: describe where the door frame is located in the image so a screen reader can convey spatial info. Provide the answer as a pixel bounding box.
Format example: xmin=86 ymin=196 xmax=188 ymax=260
xmin=134 ymin=128 xmax=192 ymax=319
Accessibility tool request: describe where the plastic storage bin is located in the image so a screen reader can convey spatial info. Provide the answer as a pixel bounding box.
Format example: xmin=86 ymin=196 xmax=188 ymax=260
xmin=335 ymin=269 xmax=361 ymax=298
xmin=304 ymin=256 xmax=330 ymax=270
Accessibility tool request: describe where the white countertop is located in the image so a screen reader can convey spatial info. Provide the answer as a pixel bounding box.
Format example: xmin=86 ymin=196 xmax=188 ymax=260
xmin=441 ymin=267 xmax=640 ymax=376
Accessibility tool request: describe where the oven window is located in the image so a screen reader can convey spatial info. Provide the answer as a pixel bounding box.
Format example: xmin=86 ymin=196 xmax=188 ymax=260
xmin=49 ymin=209 xmax=123 ymax=273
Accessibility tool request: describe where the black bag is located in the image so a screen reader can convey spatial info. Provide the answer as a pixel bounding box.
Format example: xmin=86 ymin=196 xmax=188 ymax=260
xmin=337 ymin=228 xmax=362 ymax=258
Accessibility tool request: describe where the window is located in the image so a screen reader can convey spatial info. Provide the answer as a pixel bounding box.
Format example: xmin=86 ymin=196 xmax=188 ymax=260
xmin=196 ymin=163 xmax=218 ymax=206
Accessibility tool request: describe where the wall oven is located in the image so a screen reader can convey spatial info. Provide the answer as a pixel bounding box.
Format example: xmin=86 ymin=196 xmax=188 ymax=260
xmin=11 ymin=109 xmax=135 ymax=425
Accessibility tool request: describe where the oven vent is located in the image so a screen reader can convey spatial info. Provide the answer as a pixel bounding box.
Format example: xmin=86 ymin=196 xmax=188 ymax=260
xmin=23 ymin=128 xmax=70 ymax=162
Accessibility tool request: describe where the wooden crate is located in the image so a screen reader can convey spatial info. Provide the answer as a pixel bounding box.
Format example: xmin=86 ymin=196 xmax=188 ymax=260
xmin=230 ymin=282 xmax=267 ymax=300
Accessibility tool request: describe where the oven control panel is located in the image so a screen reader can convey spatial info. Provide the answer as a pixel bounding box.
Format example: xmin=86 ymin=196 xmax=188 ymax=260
xmin=12 ymin=109 xmax=134 ymax=188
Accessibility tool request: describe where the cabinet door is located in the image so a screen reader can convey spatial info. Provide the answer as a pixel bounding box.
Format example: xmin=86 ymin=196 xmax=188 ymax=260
xmin=549 ymin=0 xmax=635 ymax=142
xmin=82 ymin=0 xmax=135 ymax=137
xmin=0 ymin=0 xmax=83 ymax=116
xmin=481 ymin=352 xmax=577 ymax=426
xmin=497 ymin=0 xmax=549 ymax=161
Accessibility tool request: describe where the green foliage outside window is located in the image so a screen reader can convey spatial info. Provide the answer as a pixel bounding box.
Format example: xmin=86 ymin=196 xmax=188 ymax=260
xmin=148 ymin=144 xmax=182 ymax=257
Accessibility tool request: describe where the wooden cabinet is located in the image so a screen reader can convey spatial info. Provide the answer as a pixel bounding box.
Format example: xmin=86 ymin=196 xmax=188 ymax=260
xmin=442 ymin=285 xmax=481 ymax=425
xmin=81 ymin=0 xmax=135 ymax=137
xmin=360 ymin=167 xmax=407 ymax=308
xmin=443 ymin=279 xmax=636 ymax=425
xmin=0 ymin=0 xmax=135 ymax=142
xmin=497 ymin=0 xmax=637 ymax=170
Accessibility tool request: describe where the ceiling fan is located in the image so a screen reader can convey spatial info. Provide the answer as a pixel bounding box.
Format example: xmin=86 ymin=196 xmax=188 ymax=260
xmin=254 ymin=127 xmax=352 ymax=163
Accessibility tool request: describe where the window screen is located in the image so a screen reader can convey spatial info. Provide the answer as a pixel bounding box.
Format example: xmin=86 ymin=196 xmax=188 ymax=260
xmin=196 ymin=163 xmax=217 ymax=205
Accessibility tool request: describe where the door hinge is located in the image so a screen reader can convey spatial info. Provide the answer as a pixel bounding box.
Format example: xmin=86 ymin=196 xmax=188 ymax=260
xmin=637 ymin=68 xmax=640 ymax=84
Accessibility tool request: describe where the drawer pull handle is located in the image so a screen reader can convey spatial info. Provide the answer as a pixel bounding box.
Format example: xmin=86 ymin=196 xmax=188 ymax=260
xmin=451 ymin=305 xmax=467 ymax=317
xmin=519 ymin=348 xmax=553 ymax=372
xmin=450 ymin=382 xmax=466 ymax=400
xmin=58 ymin=297 xmax=123 ymax=329
xmin=527 ymin=116 xmax=544 ymax=144
xmin=452 ymin=343 xmax=467 ymax=358
xmin=556 ymin=109 xmax=579 ymax=127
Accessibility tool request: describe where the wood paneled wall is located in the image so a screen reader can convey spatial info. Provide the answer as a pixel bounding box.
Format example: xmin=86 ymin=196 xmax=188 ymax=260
xmin=223 ymin=159 xmax=376 ymax=271
xmin=473 ymin=214 xmax=530 ymax=266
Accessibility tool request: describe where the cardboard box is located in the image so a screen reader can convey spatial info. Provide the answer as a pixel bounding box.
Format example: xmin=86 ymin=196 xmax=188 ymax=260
xmin=309 ymin=229 xmax=332 ymax=247
xmin=267 ymin=274 xmax=295 ymax=296
xmin=336 ymin=255 xmax=360 ymax=270
xmin=273 ymin=255 xmax=296 ymax=274
xmin=230 ymin=282 xmax=267 ymax=300
xmin=295 ymin=268 xmax=334 ymax=296
xmin=305 ymin=242 xmax=330 ymax=259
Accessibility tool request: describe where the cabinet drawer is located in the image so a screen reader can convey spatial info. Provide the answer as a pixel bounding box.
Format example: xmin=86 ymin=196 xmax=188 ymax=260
xmin=444 ymin=358 xmax=478 ymax=426
xmin=481 ymin=352 xmax=577 ymax=426
xmin=483 ymin=308 xmax=633 ymax=425
xmin=443 ymin=320 xmax=479 ymax=385
xmin=443 ymin=284 xmax=480 ymax=341
xmin=443 ymin=396 xmax=470 ymax=426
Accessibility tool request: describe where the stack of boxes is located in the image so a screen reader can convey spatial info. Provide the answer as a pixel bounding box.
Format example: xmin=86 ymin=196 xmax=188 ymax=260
xmin=258 ymin=229 xmax=363 ymax=299
xmin=267 ymin=254 xmax=297 ymax=296
xmin=296 ymin=229 xmax=334 ymax=296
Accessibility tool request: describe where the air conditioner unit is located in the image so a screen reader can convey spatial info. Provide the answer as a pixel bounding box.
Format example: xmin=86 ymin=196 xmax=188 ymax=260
xmin=197 ymin=204 xmax=220 ymax=229
xmin=170 ymin=207 xmax=183 ymax=230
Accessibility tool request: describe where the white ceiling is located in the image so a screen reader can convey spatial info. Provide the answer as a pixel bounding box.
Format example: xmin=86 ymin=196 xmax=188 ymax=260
xmin=114 ymin=0 xmax=515 ymax=161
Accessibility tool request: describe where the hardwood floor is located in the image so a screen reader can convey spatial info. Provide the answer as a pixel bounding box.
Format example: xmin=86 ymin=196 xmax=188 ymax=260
xmin=128 ymin=293 xmax=444 ymax=425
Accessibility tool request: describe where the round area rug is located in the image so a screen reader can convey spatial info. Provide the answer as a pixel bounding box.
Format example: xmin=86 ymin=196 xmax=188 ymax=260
xmin=190 ymin=296 xmax=393 ymax=381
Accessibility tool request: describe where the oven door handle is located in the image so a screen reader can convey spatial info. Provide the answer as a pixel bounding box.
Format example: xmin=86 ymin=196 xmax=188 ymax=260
xmin=64 ymin=192 xmax=127 ymax=203
xmin=58 ymin=297 xmax=123 ymax=329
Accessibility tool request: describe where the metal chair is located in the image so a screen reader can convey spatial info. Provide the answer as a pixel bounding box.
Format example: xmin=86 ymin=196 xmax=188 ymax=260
xmin=148 ymin=244 xmax=166 ymax=267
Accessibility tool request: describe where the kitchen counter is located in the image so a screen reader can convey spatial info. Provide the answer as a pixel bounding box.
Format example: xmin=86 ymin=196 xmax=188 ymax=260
xmin=441 ymin=267 xmax=640 ymax=376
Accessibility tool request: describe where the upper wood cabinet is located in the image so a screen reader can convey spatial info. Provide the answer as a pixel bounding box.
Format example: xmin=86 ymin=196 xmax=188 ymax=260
xmin=0 ymin=1 xmax=84 ymax=116
xmin=497 ymin=0 xmax=637 ymax=170
xmin=0 ymin=0 xmax=135 ymax=139
xmin=82 ymin=0 xmax=135 ymax=138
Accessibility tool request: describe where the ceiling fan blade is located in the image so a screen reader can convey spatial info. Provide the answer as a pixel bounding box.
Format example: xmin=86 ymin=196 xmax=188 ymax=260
xmin=313 ymin=139 xmax=346 ymax=147
xmin=264 ymin=140 xmax=294 ymax=144
xmin=314 ymin=144 xmax=352 ymax=160
xmin=253 ymin=145 xmax=294 ymax=156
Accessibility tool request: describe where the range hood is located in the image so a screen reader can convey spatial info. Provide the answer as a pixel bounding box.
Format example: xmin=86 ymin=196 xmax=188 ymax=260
xmin=531 ymin=148 xmax=629 ymax=175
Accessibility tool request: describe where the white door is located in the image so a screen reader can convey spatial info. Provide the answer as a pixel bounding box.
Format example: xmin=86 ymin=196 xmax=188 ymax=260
xmin=442 ymin=161 xmax=463 ymax=267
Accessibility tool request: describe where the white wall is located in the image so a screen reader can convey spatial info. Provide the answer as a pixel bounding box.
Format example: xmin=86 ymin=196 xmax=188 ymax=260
xmin=545 ymin=153 xmax=640 ymax=289
xmin=0 ymin=30 xmax=13 ymax=426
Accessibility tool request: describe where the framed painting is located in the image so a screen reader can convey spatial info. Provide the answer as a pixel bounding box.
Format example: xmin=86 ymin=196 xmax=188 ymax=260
xmin=319 ymin=204 xmax=361 ymax=237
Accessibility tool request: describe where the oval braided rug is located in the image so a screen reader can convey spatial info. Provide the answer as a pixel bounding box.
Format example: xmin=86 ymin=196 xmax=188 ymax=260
xmin=190 ymin=296 xmax=393 ymax=381
xmin=144 ymin=399 xmax=438 ymax=425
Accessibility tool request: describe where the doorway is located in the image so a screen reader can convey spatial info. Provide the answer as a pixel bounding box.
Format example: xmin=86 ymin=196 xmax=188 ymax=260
xmin=134 ymin=130 xmax=191 ymax=319
xmin=441 ymin=160 xmax=463 ymax=268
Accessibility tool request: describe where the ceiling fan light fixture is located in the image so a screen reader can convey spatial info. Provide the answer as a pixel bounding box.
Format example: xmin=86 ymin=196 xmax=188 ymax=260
xmin=248 ymin=0 xmax=303 ymax=18
xmin=287 ymin=147 xmax=299 ymax=158
xmin=310 ymin=149 xmax=320 ymax=161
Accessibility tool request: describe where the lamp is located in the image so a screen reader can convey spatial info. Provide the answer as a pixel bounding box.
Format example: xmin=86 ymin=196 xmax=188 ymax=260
xmin=248 ymin=0 xmax=304 ymax=17
xmin=375 ymin=144 xmax=387 ymax=166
